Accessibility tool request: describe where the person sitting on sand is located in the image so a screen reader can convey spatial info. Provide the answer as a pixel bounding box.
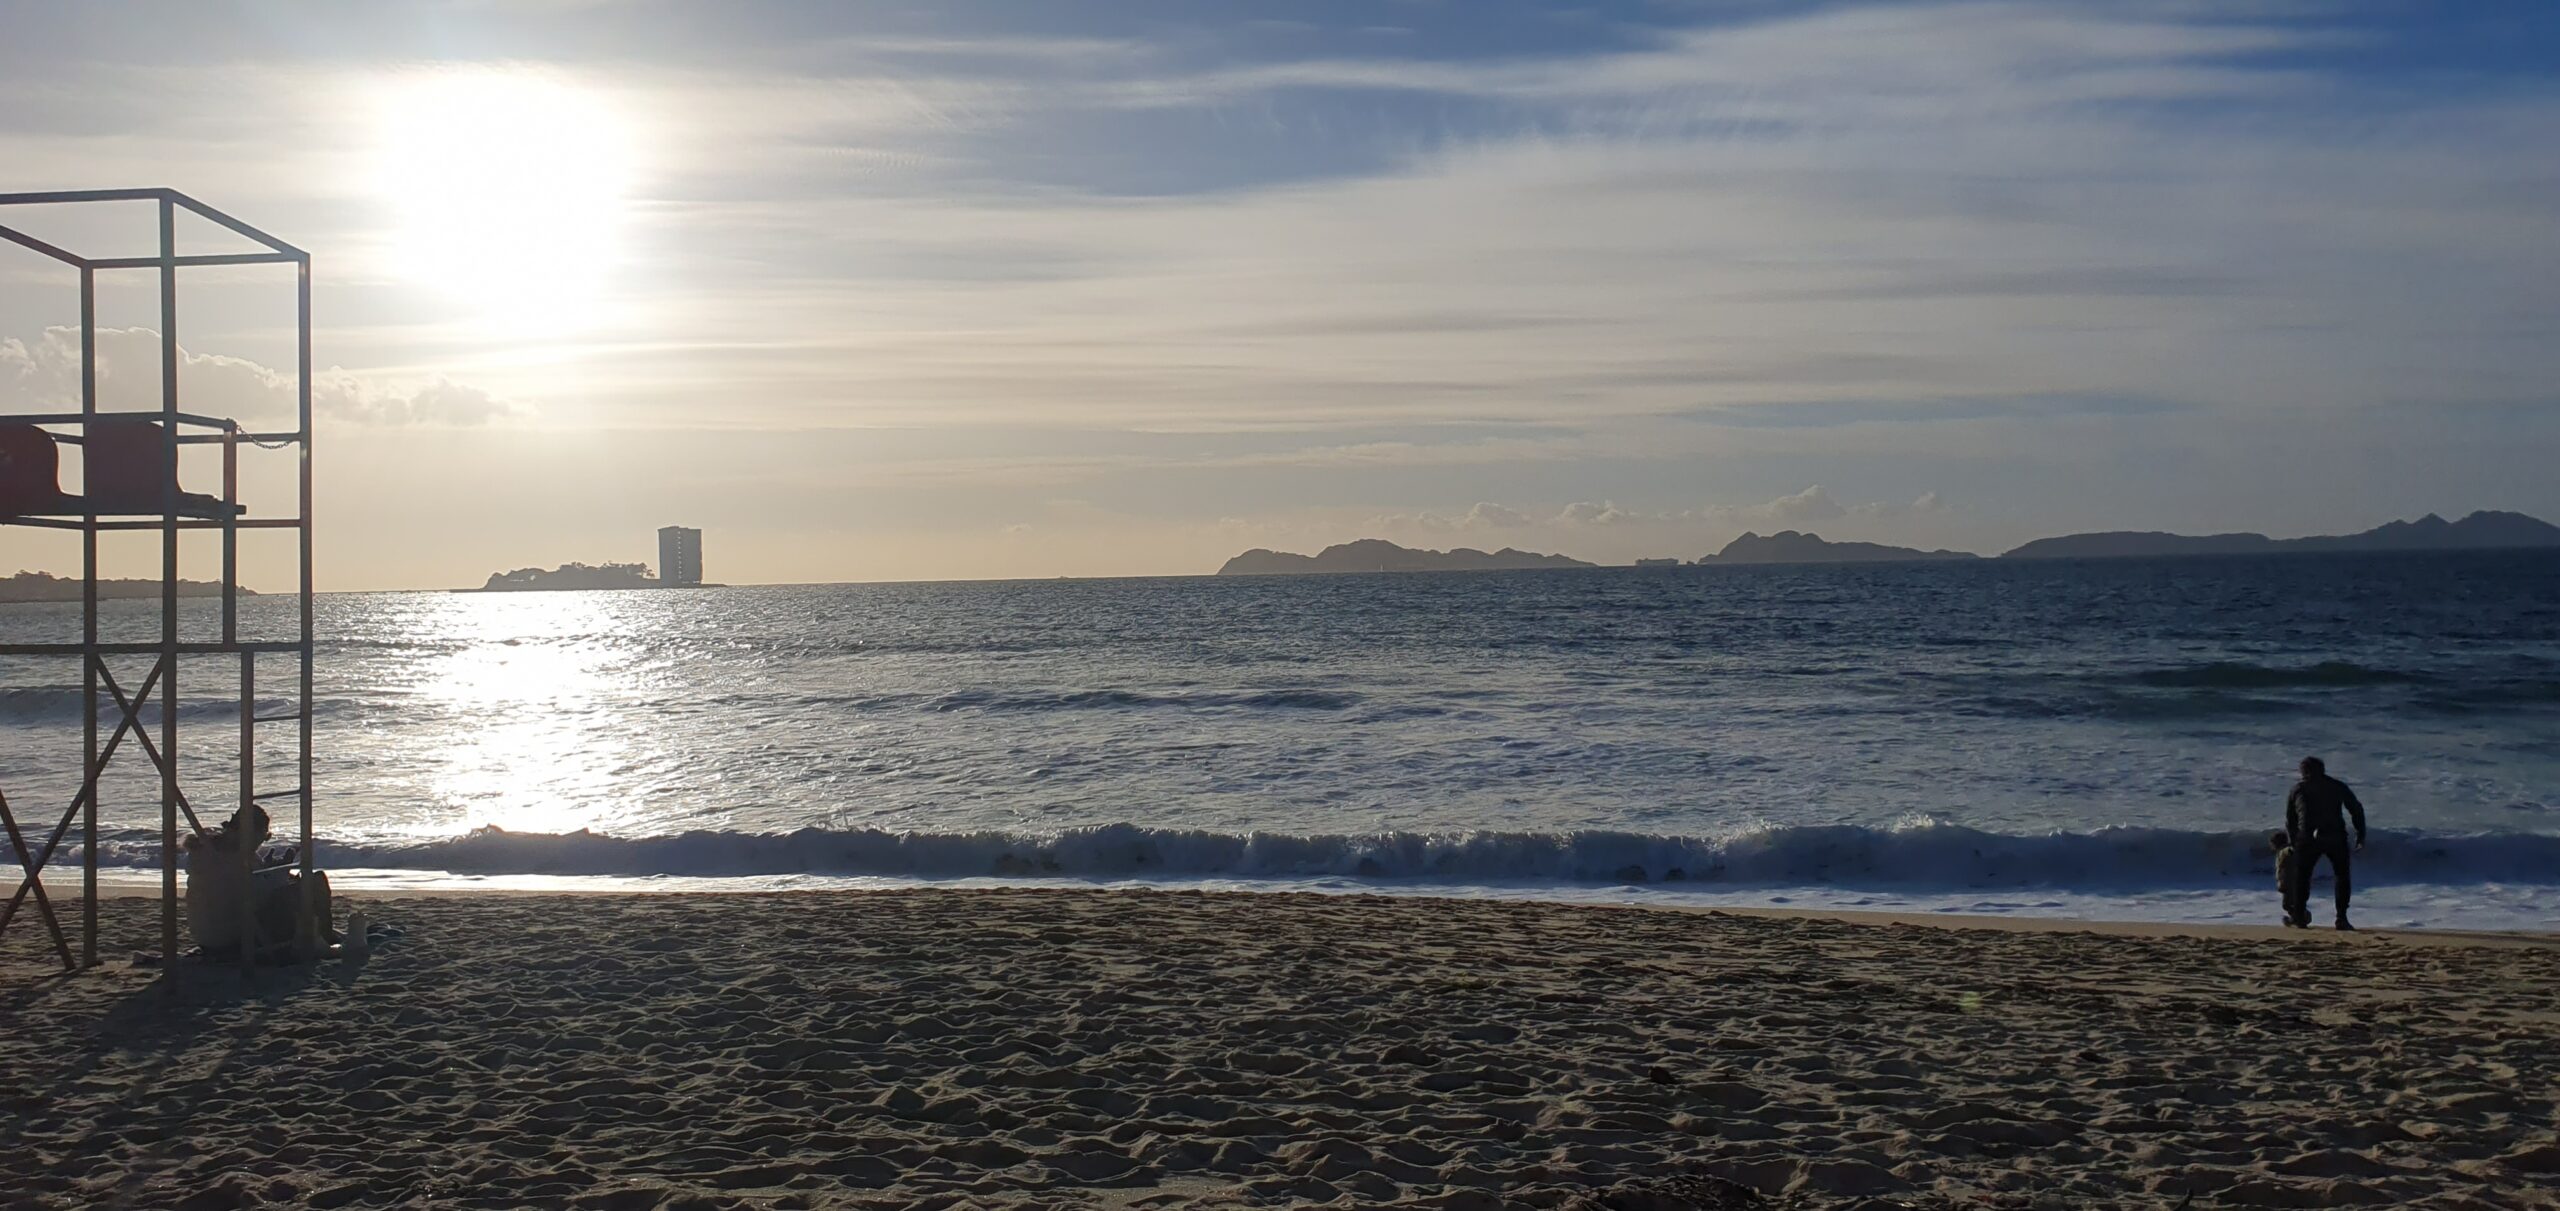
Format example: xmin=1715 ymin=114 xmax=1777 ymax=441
xmin=181 ymin=803 xmax=337 ymax=959
xmin=2283 ymin=756 xmax=2367 ymax=931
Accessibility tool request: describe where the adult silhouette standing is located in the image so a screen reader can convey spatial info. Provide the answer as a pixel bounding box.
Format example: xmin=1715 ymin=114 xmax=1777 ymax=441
xmin=2284 ymin=756 xmax=2368 ymax=931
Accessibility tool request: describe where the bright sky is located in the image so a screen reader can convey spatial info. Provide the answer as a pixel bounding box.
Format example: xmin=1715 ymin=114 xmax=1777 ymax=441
xmin=3 ymin=1 xmax=2556 ymax=590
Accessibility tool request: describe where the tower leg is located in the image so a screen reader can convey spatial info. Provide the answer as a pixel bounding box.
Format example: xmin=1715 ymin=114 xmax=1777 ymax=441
xmin=80 ymin=265 xmax=99 ymax=969
xmin=239 ymin=652 xmax=258 ymax=972
xmin=158 ymin=193 xmax=180 ymax=967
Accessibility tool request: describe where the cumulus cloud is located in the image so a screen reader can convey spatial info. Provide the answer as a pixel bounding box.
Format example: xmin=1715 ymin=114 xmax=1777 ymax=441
xmin=1848 ymin=490 xmax=1950 ymax=520
xmin=1 ymin=327 xmax=519 ymax=427
xmin=1363 ymin=500 xmax=1552 ymax=532
xmin=1554 ymin=501 xmax=1634 ymax=525
xmin=1736 ymin=485 xmax=1846 ymax=524
xmin=319 ymin=372 xmax=519 ymax=427
xmin=4 ymin=327 xmax=298 ymax=423
xmin=1362 ymin=509 xmax=1452 ymax=533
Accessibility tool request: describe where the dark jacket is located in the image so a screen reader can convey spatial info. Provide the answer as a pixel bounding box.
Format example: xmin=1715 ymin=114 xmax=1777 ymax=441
xmin=2286 ymin=774 xmax=2368 ymax=846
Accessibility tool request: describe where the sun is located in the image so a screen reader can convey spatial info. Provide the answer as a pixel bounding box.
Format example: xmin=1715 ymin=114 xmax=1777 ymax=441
xmin=373 ymin=69 xmax=636 ymax=324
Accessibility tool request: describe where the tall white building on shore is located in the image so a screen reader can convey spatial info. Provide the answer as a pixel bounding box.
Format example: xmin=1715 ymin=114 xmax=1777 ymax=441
xmin=658 ymin=526 xmax=703 ymax=587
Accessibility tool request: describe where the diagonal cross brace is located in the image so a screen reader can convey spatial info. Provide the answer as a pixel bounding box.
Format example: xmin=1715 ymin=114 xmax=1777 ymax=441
xmin=0 ymin=657 xmax=211 ymax=951
xmin=0 ymin=786 xmax=76 ymax=969
xmin=0 ymin=659 xmax=161 ymax=941
xmin=96 ymin=659 xmax=208 ymax=836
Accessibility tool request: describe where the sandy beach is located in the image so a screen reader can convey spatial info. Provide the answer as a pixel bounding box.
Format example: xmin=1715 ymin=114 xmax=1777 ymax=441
xmin=5 ymin=890 xmax=2557 ymax=1210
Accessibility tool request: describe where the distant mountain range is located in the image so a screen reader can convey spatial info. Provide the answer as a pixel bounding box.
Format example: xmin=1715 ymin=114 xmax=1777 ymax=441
xmin=1712 ymin=510 xmax=2560 ymax=565
xmin=1215 ymin=511 xmax=2559 ymax=575
xmin=1702 ymin=530 xmax=1976 ymax=565
xmin=1218 ymin=540 xmax=1595 ymax=575
xmin=2000 ymin=510 xmax=2560 ymax=560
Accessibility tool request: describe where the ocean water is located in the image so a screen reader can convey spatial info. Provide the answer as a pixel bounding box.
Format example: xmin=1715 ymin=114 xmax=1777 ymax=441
xmin=3 ymin=551 xmax=2555 ymax=929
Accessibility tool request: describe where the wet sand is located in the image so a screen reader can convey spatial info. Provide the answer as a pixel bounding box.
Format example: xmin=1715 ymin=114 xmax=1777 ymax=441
xmin=5 ymin=889 xmax=2557 ymax=1209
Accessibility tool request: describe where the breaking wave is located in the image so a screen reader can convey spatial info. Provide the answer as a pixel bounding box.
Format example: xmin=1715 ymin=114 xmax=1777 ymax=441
xmin=0 ymin=686 xmax=305 ymax=725
xmin=88 ymin=821 xmax=2560 ymax=890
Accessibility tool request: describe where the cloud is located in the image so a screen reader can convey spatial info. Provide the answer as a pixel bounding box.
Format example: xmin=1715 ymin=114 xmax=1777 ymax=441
xmin=1703 ymin=485 xmax=1949 ymax=524
xmin=6 ymin=2 xmax=2558 ymax=580
xmin=0 ymin=327 xmax=519 ymax=427
xmin=601 ymin=25 xmax=2550 ymax=438
xmin=1213 ymin=4 xmax=2323 ymax=117
xmin=1555 ymin=501 xmax=1638 ymax=525
xmin=320 ymin=373 xmax=520 ymax=427
xmin=1363 ymin=500 xmax=1552 ymax=532
xmin=1687 ymin=395 xmax=2192 ymax=429
xmin=1734 ymin=485 xmax=1845 ymax=524
xmin=15 ymin=4 xmax=2557 ymax=442
xmin=4 ymin=327 xmax=300 ymax=424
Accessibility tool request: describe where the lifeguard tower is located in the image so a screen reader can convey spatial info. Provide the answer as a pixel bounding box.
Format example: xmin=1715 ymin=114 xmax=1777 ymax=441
xmin=0 ymin=189 xmax=315 ymax=969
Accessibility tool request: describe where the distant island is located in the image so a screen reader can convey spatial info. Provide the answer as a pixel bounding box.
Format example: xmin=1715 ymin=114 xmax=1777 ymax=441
xmin=2002 ymin=510 xmax=2560 ymax=560
xmin=2 ymin=570 xmax=250 ymax=603
xmin=1218 ymin=540 xmax=1596 ymax=575
xmin=1213 ymin=510 xmax=2560 ymax=575
xmin=466 ymin=562 xmax=695 ymax=592
xmin=465 ymin=527 xmax=716 ymax=591
xmin=1701 ymin=531 xmax=1977 ymax=565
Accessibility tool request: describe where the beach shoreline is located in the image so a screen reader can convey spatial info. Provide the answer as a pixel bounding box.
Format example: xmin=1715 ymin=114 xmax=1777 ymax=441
xmin=53 ymin=877 xmax=2560 ymax=947
xmin=66 ymin=868 xmax=2560 ymax=940
xmin=8 ymin=888 xmax=2557 ymax=1208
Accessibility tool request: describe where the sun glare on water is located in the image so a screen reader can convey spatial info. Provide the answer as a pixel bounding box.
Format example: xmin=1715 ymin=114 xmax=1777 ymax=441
xmin=373 ymin=69 xmax=637 ymax=325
